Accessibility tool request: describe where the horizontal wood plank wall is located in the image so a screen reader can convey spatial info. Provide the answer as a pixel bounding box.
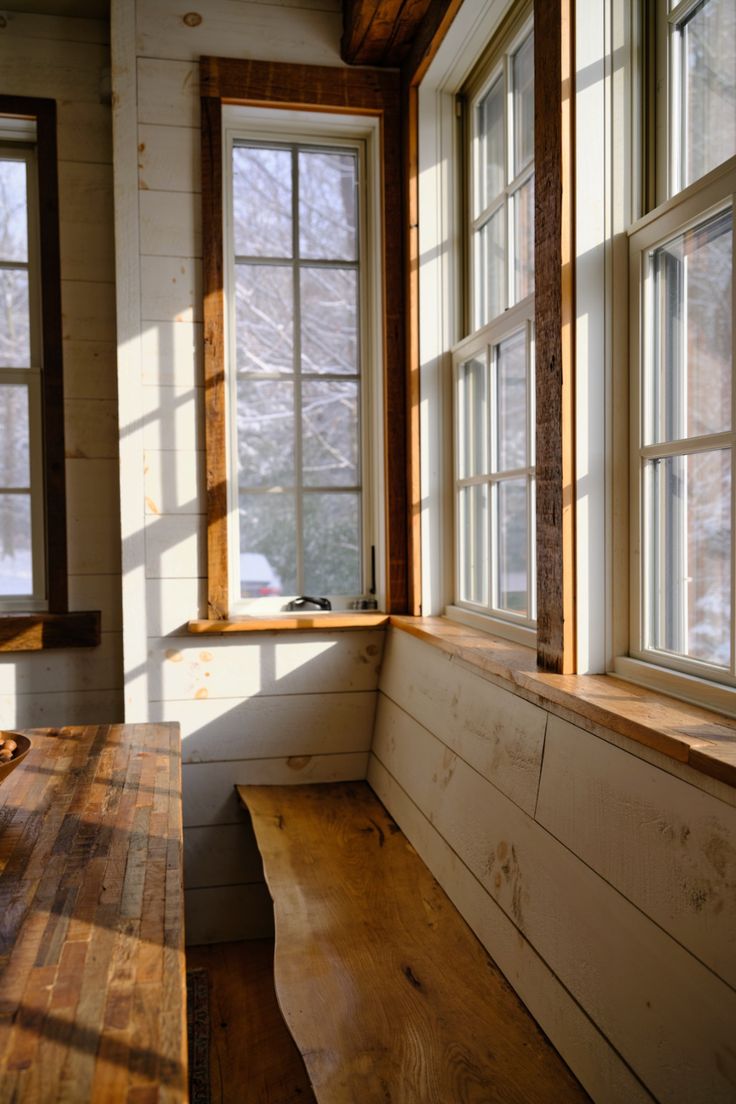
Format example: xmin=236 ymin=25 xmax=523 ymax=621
xmin=371 ymin=627 xmax=736 ymax=1104
xmin=200 ymin=55 xmax=408 ymax=616
xmin=0 ymin=13 xmax=123 ymax=726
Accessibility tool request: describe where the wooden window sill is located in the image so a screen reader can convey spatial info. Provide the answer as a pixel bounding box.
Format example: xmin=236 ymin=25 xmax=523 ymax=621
xmin=0 ymin=610 xmax=101 ymax=652
xmin=390 ymin=616 xmax=736 ymax=790
xmin=188 ymin=613 xmax=390 ymax=634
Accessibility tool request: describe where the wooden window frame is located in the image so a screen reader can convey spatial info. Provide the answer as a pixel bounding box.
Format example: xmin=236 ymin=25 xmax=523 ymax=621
xmin=200 ymin=57 xmax=408 ymax=619
xmin=0 ymin=95 xmax=99 ymax=652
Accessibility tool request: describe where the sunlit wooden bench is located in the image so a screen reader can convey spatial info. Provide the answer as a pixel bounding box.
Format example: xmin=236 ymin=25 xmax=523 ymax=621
xmin=238 ymin=780 xmax=591 ymax=1104
xmin=0 ymin=723 xmax=187 ymax=1102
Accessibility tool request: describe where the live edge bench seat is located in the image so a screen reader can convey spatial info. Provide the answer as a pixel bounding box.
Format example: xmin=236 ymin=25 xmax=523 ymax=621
xmin=237 ymin=781 xmax=591 ymax=1104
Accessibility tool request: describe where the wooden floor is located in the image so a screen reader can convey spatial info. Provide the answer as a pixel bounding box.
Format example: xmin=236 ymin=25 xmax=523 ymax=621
xmin=186 ymin=940 xmax=316 ymax=1104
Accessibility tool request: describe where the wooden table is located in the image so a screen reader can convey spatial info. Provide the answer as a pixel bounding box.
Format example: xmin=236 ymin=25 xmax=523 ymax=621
xmin=239 ymin=781 xmax=592 ymax=1104
xmin=0 ymin=723 xmax=187 ymax=1103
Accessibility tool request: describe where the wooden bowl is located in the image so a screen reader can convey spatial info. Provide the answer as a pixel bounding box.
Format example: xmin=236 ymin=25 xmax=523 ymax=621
xmin=0 ymin=732 xmax=31 ymax=784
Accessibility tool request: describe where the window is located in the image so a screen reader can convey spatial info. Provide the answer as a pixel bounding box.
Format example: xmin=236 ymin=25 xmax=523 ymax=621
xmin=619 ymin=0 xmax=735 ymax=702
xmin=448 ymin=14 xmax=536 ymax=641
xmin=200 ymin=59 xmax=407 ymax=620
xmin=223 ymin=123 xmax=376 ymax=612
xmin=0 ymin=129 xmax=45 ymax=608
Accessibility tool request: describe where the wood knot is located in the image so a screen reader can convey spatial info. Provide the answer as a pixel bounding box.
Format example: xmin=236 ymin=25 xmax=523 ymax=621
xmin=183 ymin=12 xmax=202 ymax=26
xmin=402 ymin=965 xmax=422 ymax=990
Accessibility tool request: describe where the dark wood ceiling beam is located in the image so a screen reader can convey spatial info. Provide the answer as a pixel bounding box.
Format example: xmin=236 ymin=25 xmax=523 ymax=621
xmin=342 ymin=0 xmax=433 ymax=67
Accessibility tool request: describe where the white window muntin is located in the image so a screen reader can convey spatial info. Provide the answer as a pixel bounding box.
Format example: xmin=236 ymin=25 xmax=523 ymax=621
xmin=0 ymin=138 xmax=46 ymax=610
xmin=467 ymin=19 xmax=534 ymax=332
xmin=451 ymin=299 xmax=536 ymax=634
xmin=222 ymin=107 xmax=384 ymax=614
xmin=628 ymin=157 xmax=736 ymax=686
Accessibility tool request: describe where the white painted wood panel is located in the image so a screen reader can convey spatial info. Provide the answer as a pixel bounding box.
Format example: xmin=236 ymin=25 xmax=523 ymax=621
xmin=138 ymin=124 xmax=200 ymax=195
xmin=379 ymin=629 xmax=546 ymax=814
xmin=145 ymin=577 xmax=206 ymax=637
xmin=65 ymin=398 xmax=118 ymax=459
xmin=151 ymin=690 xmax=376 ymax=763
xmin=0 ymin=632 xmax=121 ymax=696
xmin=144 ymin=513 xmax=205 ymax=579
xmin=184 ymin=822 xmax=264 ymax=889
xmin=537 ymin=715 xmax=736 ymax=989
xmin=148 ymin=631 xmax=384 ymax=702
xmin=137 ymin=58 xmax=199 ymax=128
xmin=66 ymin=458 xmax=121 ymax=574
xmin=140 ymin=256 xmax=202 ymax=323
xmin=0 ymin=11 xmax=109 ymax=45
xmin=367 ymin=756 xmax=656 ymax=1104
xmin=182 ymin=752 xmax=369 ymax=827
xmin=0 ymin=35 xmax=109 ymax=103
xmin=0 ymin=687 xmax=124 ymax=729
xmin=64 ymin=339 xmax=118 ymax=401
xmin=139 ymin=189 xmax=201 ymax=259
xmin=136 ymin=0 xmax=342 ymax=67
xmin=372 ymin=696 xmax=736 ymax=1104
xmin=140 ymin=320 xmax=202 ymax=387
xmin=142 ymin=385 xmax=203 ymax=452
xmin=185 ymin=882 xmax=274 ymax=945
xmin=58 ymin=160 xmax=115 ymax=284
xmin=61 ymin=280 xmax=117 ymax=342
xmin=57 ymin=102 xmax=113 ymax=165
xmin=144 ymin=448 xmax=203 ymax=516
xmin=68 ymin=573 xmax=123 ymax=632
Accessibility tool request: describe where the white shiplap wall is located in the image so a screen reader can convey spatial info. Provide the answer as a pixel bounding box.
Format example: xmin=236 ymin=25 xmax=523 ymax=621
xmin=113 ymin=0 xmax=384 ymax=944
xmin=370 ymin=628 xmax=736 ymax=1104
xmin=0 ymin=11 xmax=123 ymax=727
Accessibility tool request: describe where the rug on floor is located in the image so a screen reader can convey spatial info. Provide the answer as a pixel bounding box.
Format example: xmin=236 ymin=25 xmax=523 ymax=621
xmin=187 ymin=967 xmax=211 ymax=1104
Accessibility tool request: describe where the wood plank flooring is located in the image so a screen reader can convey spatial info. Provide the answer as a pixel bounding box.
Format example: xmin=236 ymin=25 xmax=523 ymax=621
xmin=186 ymin=940 xmax=316 ymax=1104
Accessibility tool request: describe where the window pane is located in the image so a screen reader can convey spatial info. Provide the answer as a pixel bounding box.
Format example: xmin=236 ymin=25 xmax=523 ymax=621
xmin=303 ymin=492 xmax=361 ymax=594
xmin=235 ymin=263 xmax=293 ymax=373
xmin=240 ymin=492 xmax=296 ymax=595
xmin=302 ymin=379 xmax=359 ymax=488
xmin=0 ymin=268 xmax=30 ymax=367
xmin=477 ymin=75 xmax=504 ymax=213
xmin=648 ymin=208 xmax=732 ymax=444
xmin=0 ymin=492 xmax=32 ymax=595
xmin=233 ymin=146 xmax=292 ymax=259
xmin=512 ymin=174 xmax=534 ymax=304
xmin=458 ymin=483 xmax=488 ymax=606
xmin=237 ymin=379 xmax=294 ymax=487
xmin=457 ymin=356 xmax=487 ymax=479
xmin=496 ymin=330 xmax=527 ymax=471
xmin=496 ymin=478 xmax=528 ymax=614
xmin=0 ymin=384 xmax=29 ymax=487
xmin=513 ymin=32 xmax=534 ymax=175
xmin=300 ymin=268 xmax=358 ymax=375
xmin=299 ymin=151 xmax=357 ymax=262
xmin=679 ymin=0 xmax=736 ymax=188
xmin=474 ymin=208 xmax=504 ymax=327
xmin=646 ymin=450 xmax=731 ymax=667
xmin=0 ymin=159 xmax=28 ymax=263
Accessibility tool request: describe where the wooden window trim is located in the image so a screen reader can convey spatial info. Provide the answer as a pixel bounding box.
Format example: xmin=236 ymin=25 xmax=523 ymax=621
xmin=0 ymin=96 xmax=98 ymax=652
xmin=200 ymin=57 xmax=408 ymax=619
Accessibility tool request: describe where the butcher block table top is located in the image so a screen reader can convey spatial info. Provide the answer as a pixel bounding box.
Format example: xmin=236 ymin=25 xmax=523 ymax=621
xmin=0 ymin=723 xmax=187 ymax=1104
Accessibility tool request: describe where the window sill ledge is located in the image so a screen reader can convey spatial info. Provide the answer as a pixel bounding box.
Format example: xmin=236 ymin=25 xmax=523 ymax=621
xmin=187 ymin=613 xmax=390 ymax=634
xmin=0 ymin=611 xmax=101 ymax=652
xmin=390 ymin=616 xmax=736 ymax=790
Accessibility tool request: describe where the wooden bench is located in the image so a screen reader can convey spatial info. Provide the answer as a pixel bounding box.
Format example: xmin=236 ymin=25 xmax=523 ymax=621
xmin=0 ymin=723 xmax=187 ymax=1103
xmin=238 ymin=780 xmax=591 ymax=1104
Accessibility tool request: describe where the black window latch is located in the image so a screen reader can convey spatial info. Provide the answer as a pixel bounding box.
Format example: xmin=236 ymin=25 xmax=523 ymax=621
xmin=285 ymin=596 xmax=332 ymax=611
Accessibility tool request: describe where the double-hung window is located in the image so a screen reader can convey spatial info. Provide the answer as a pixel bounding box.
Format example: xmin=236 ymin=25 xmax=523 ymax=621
xmin=221 ymin=108 xmax=382 ymax=614
xmin=0 ymin=129 xmax=45 ymax=608
xmin=623 ymin=0 xmax=735 ymax=701
xmin=449 ymin=14 xmax=535 ymax=641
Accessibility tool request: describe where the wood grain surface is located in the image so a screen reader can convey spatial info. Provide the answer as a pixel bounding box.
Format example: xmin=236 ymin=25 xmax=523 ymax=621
xmin=0 ymin=723 xmax=187 ymax=1103
xmin=238 ymin=781 xmax=591 ymax=1104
